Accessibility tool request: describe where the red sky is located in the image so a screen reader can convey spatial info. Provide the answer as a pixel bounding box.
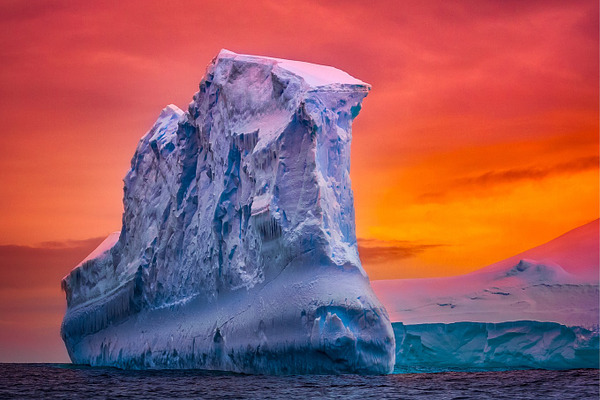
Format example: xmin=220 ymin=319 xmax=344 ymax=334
xmin=0 ymin=0 xmax=597 ymax=362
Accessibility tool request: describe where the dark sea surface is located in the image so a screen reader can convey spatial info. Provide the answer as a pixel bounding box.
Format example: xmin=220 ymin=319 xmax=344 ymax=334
xmin=0 ymin=364 xmax=597 ymax=399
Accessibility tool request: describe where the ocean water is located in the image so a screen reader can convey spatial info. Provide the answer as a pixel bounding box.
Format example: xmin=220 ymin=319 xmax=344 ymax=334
xmin=0 ymin=364 xmax=597 ymax=399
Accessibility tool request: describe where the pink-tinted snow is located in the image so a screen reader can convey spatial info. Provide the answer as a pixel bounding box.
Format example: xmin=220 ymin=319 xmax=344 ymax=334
xmin=372 ymin=220 xmax=599 ymax=327
xmin=73 ymin=231 xmax=120 ymax=269
xmin=483 ymin=219 xmax=599 ymax=281
xmin=217 ymin=49 xmax=368 ymax=88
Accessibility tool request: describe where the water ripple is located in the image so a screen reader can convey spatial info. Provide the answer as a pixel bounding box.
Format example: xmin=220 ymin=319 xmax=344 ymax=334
xmin=0 ymin=364 xmax=597 ymax=400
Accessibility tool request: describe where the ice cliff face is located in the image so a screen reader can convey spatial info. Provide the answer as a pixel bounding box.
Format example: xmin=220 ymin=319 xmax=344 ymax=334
xmin=61 ymin=50 xmax=395 ymax=374
xmin=394 ymin=321 xmax=599 ymax=371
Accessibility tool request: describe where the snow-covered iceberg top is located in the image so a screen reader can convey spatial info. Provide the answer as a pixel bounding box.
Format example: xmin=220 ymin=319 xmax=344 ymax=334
xmin=216 ymin=49 xmax=370 ymax=89
xmin=61 ymin=50 xmax=394 ymax=374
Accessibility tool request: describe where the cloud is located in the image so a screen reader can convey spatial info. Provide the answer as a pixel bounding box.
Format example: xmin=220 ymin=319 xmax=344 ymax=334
xmin=456 ymin=156 xmax=599 ymax=186
xmin=0 ymin=236 xmax=105 ymax=362
xmin=420 ymin=155 xmax=599 ymax=201
xmin=358 ymin=238 xmax=443 ymax=264
xmin=36 ymin=237 xmax=106 ymax=249
xmin=0 ymin=237 xmax=105 ymax=290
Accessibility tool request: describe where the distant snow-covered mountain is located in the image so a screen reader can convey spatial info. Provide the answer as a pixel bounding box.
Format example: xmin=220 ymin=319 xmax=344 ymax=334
xmin=372 ymin=219 xmax=599 ymax=328
xmin=371 ymin=219 xmax=599 ymax=370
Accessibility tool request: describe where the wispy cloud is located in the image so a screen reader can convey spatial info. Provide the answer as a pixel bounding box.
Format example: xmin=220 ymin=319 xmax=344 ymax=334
xmin=36 ymin=237 xmax=106 ymax=249
xmin=456 ymin=156 xmax=598 ymax=186
xmin=421 ymin=155 xmax=599 ymax=201
xmin=0 ymin=236 xmax=105 ymax=362
xmin=0 ymin=237 xmax=105 ymax=289
xmin=358 ymin=238 xmax=443 ymax=264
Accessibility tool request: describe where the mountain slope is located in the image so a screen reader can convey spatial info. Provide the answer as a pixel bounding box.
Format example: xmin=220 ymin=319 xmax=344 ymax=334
xmin=372 ymin=219 xmax=599 ymax=328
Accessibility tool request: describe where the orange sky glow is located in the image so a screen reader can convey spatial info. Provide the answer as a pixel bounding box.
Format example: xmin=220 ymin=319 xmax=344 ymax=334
xmin=0 ymin=0 xmax=598 ymax=361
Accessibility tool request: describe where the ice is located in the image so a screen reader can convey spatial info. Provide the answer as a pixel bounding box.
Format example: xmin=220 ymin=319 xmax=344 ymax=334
xmin=372 ymin=220 xmax=599 ymax=370
xmin=372 ymin=220 xmax=599 ymax=328
xmin=394 ymin=321 xmax=599 ymax=371
xmin=73 ymin=232 xmax=120 ymax=268
xmin=61 ymin=50 xmax=394 ymax=374
xmin=217 ymin=49 xmax=368 ymax=88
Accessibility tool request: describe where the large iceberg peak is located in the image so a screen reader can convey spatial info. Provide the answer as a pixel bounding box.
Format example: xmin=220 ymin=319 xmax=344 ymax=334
xmin=61 ymin=50 xmax=394 ymax=374
xmin=214 ymin=49 xmax=370 ymax=89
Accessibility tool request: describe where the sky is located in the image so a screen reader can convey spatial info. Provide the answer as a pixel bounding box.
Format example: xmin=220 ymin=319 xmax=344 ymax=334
xmin=0 ymin=0 xmax=597 ymax=362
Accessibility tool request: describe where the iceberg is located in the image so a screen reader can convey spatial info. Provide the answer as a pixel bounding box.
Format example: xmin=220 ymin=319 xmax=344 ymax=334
xmin=394 ymin=321 xmax=599 ymax=371
xmin=373 ymin=220 xmax=599 ymax=370
xmin=61 ymin=50 xmax=395 ymax=374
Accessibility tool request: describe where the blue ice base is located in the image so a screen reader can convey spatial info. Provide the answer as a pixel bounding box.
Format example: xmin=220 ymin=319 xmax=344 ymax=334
xmin=393 ymin=320 xmax=599 ymax=372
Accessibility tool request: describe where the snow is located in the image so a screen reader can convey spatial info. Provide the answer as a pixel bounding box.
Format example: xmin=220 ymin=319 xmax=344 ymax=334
xmin=371 ymin=219 xmax=599 ymax=328
xmin=217 ymin=49 xmax=369 ymax=88
xmin=61 ymin=50 xmax=394 ymax=374
xmin=371 ymin=220 xmax=599 ymax=370
xmin=72 ymin=232 xmax=120 ymax=269
xmin=483 ymin=219 xmax=599 ymax=281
